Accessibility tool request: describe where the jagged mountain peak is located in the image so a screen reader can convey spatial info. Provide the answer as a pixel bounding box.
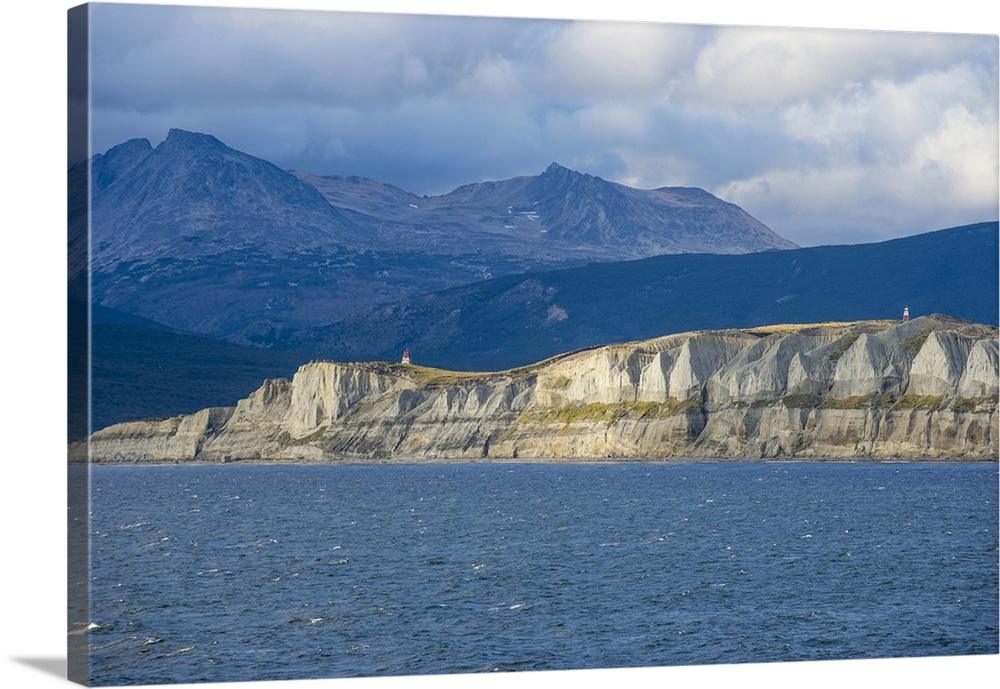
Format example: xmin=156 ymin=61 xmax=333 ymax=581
xmin=159 ymin=128 xmax=229 ymax=151
xmin=91 ymin=137 xmax=154 ymax=191
xmin=106 ymin=129 xmax=315 ymax=206
xmin=87 ymin=128 xmax=370 ymax=270
xmin=150 ymin=129 xmax=273 ymax=172
xmin=541 ymin=161 xmax=586 ymax=177
xmin=103 ymin=136 xmax=154 ymax=159
xmin=536 ymin=161 xmax=602 ymax=188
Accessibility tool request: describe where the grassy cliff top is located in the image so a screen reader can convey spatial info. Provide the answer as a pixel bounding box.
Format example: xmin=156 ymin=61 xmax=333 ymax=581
xmin=745 ymin=320 xmax=898 ymax=335
xmin=325 ymin=314 xmax=996 ymax=383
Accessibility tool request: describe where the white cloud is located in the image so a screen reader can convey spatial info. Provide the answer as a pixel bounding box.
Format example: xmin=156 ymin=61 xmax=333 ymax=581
xmin=609 ymin=151 xmax=701 ymax=190
xmin=457 ymin=55 xmax=526 ymax=100
xmin=542 ymin=20 xmax=703 ymax=98
xmin=908 ymin=105 xmax=999 ymax=207
xmin=718 ymin=107 xmax=999 ymax=246
xmin=710 ymin=53 xmax=1000 ymax=245
xmin=779 ymin=94 xmax=867 ymax=150
xmin=572 ymin=103 xmax=651 ymax=140
xmin=682 ymin=26 xmax=980 ymax=107
xmin=779 ymin=63 xmax=997 ymax=162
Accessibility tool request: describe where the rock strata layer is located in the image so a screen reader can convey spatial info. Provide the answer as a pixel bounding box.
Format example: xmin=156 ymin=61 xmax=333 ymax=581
xmin=73 ymin=316 xmax=999 ymax=463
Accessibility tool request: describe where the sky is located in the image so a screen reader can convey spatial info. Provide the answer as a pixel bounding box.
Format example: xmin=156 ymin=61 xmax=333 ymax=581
xmin=81 ymin=1 xmax=999 ymax=247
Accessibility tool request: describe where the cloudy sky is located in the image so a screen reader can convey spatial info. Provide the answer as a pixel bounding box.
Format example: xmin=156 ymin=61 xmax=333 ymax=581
xmin=83 ymin=1 xmax=999 ymax=247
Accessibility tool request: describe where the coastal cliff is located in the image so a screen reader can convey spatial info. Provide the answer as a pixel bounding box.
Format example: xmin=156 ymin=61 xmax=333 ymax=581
xmin=73 ymin=316 xmax=999 ymax=463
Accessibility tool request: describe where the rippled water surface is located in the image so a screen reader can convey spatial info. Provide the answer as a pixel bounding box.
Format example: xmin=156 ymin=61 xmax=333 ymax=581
xmin=85 ymin=462 xmax=998 ymax=685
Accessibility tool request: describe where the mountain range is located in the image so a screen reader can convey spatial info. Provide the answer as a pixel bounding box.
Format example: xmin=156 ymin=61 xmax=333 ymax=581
xmin=74 ymin=222 xmax=998 ymax=435
xmin=68 ymin=128 xmax=998 ymax=437
xmin=70 ymin=128 xmax=794 ymax=344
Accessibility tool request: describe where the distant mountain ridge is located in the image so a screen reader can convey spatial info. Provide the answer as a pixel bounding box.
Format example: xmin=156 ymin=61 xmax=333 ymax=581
xmin=72 ymin=128 xmax=794 ymax=342
xmin=295 ymin=161 xmax=793 ymax=257
xmin=284 ymin=222 xmax=1000 ymax=371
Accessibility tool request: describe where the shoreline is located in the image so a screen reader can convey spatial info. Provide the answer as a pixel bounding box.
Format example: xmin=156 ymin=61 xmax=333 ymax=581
xmin=73 ymin=455 xmax=1000 ymax=468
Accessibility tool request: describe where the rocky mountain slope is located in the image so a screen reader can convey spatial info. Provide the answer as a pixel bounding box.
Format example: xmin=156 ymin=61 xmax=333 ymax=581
xmin=295 ymin=161 xmax=793 ymax=257
xmin=74 ymin=316 xmax=999 ymax=463
xmin=72 ymin=129 xmax=793 ymax=343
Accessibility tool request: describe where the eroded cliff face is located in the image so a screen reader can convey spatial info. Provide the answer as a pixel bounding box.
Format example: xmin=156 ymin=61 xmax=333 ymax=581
xmin=73 ymin=316 xmax=998 ymax=463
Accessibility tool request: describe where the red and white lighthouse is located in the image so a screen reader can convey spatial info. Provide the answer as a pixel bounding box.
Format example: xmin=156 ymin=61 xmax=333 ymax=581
xmin=902 ymin=306 xmax=910 ymax=322
xmin=401 ymin=349 xmax=411 ymax=365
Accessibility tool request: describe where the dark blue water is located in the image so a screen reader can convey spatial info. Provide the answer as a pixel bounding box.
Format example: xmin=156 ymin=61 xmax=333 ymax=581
xmin=85 ymin=462 xmax=999 ymax=685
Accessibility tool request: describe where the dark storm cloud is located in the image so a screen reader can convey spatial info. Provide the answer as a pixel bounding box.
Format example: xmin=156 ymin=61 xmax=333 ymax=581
xmin=86 ymin=2 xmax=998 ymax=247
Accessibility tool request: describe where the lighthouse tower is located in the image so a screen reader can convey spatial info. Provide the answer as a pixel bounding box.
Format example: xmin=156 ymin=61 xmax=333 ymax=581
xmin=902 ymin=306 xmax=910 ymax=322
xmin=401 ymin=349 xmax=411 ymax=365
